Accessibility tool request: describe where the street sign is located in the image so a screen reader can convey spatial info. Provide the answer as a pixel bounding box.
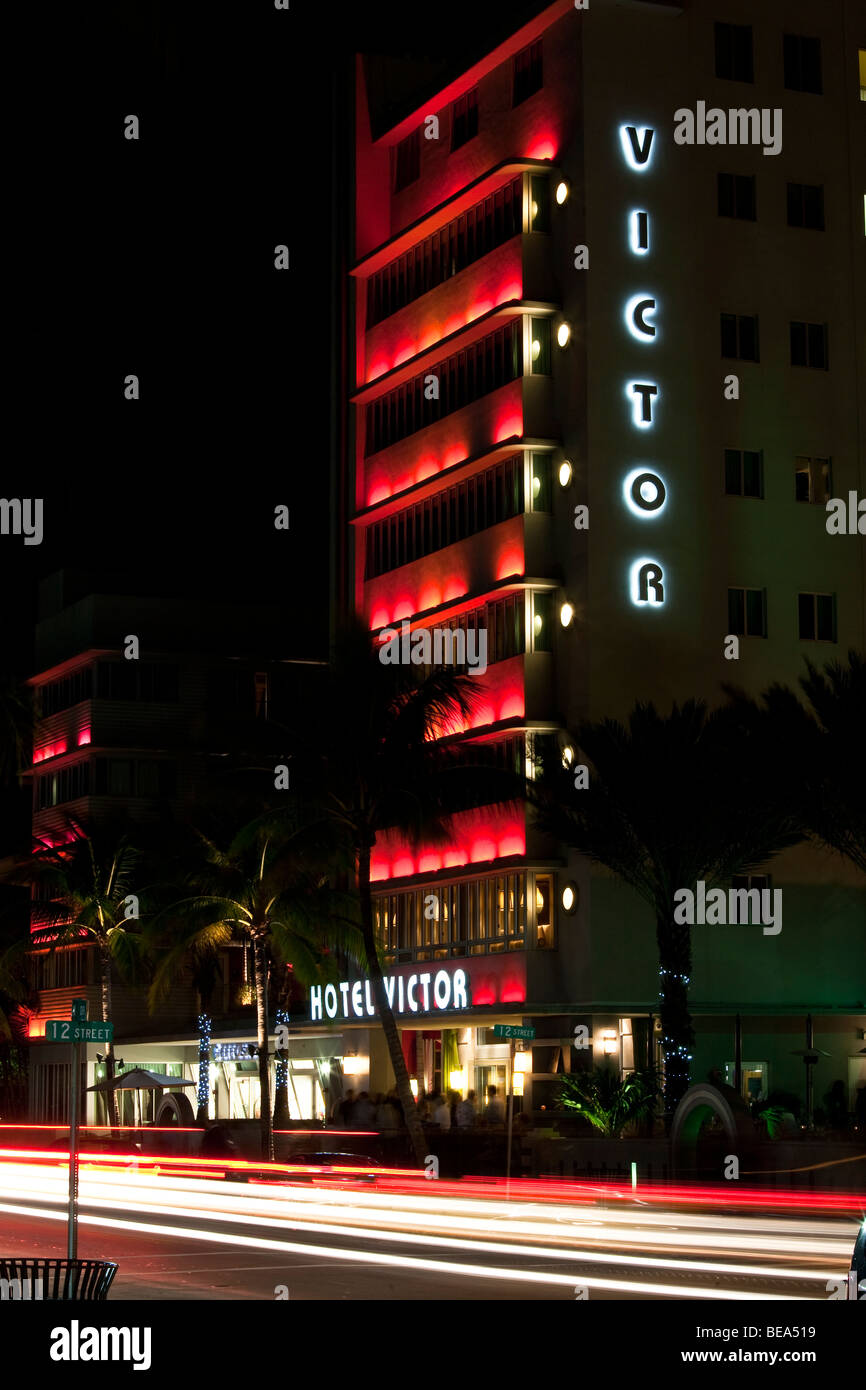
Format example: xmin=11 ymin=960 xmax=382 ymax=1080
xmin=46 ymin=1021 xmax=114 ymax=1043
xmin=71 ymin=998 xmax=88 ymax=1022
xmin=492 ymin=1024 xmax=535 ymax=1041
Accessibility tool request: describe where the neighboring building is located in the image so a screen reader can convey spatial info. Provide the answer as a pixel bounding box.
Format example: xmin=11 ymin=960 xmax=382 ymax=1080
xmin=327 ymin=0 xmax=866 ymax=1113
xmin=22 ymin=571 xmax=330 ymax=1123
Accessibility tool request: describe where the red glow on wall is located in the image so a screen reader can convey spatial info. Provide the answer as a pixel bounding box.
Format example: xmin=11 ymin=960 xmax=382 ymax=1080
xmin=443 ymin=577 xmax=467 ymax=603
xmin=33 ymin=741 xmax=67 ymax=765
xmin=368 ymin=484 xmax=391 ymax=507
xmin=28 ymin=1018 xmax=46 ymax=1038
xmin=370 ymin=607 xmax=390 ymax=630
xmin=499 ymin=693 xmax=525 ymax=721
xmin=415 ymin=457 xmax=438 ymax=484
xmin=525 ymin=136 xmax=557 ymax=161
xmin=418 ymin=584 xmax=442 ymax=612
xmin=77 ymin=728 xmax=91 ymax=747
xmin=494 ymin=412 xmax=523 ymax=443
xmin=500 ymin=982 xmax=527 ymax=1004
xmin=496 ymin=548 xmax=525 ymax=581
xmin=443 ymin=446 xmax=468 ymax=468
xmin=371 ymin=807 xmax=525 ymax=882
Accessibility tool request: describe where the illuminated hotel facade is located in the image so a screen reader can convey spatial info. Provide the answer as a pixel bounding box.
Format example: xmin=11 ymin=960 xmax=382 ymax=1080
xmin=334 ymin=0 xmax=866 ymax=1111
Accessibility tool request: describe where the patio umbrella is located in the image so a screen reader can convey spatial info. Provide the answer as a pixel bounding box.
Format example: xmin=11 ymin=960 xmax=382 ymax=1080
xmin=87 ymin=1068 xmax=195 ymax=1127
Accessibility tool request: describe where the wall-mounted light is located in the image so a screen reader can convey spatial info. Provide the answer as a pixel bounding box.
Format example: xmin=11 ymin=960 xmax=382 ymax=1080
xmin=343 ymin=1054 xmax=369 ymax=1076
xmin=555 ymin=180 xmax=569 ymax=205
xmin=450 ymin=1068 xmax=467 ymax=1094
xmin=601 ymin=1028 xmax=618 ymax=1055
xmin=558 ymin=460 xmax=573 ymax=487
xmin=409 ymin=1077 xmax=419 ymax=1097
xmin=560 ymin=602 xmax=575 ymax=627
xmin=556 ymin=322 xmax=571 ymax=348
xmin=512 ymin=1071 xmax=525 ymax=1097
xmin=561 ymin=743 xmax=575 ymax=768
xmin=514 ymin=1050 xmax=533 ymax=1074
xmin=561 ymin=883 xmax=578 ymax=914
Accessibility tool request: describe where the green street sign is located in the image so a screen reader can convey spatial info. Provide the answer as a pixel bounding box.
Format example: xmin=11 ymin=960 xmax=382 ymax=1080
xmin=71 ymin=998 xmax=88 ymax=1022
xmin=46 ymin=1021 xmax=114 ymax=1044
xmin=492 ymin=1024 xmax=536 ymax=1041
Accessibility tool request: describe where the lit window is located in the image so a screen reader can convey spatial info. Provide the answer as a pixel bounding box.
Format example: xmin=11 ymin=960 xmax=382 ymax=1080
xmin=794 ymin=455 xmax=832 ymax=503
xmin=860 ymin=50 xmax=866 ymax=100
xmin=529 ymin=317 xmax=551 ymax=374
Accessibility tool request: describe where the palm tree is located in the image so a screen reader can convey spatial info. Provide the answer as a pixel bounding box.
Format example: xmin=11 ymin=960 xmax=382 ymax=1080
xmin=294 ymin=618 xmax=522 ymax=1169
xmin=726 ymin=651 xmax=866 ymax=874
xmin=558 ymin=1064 xmax=659 ymax=1138
xmin=531 ymin=701 xmax=802 ymax=1118
xmin=150 ymin=816 xmax=363 ymax=1160
xmin=4 ymin=824 xmax=145 ymax=1126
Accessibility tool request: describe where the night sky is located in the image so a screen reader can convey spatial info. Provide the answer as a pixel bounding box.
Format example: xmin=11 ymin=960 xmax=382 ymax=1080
xmin=2 ymin=1 xmax=552 ymax=681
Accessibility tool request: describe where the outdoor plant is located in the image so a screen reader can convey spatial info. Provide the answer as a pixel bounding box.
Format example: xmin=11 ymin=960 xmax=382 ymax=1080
xmin=558 ymin=1064 xmax=660 ymax=1138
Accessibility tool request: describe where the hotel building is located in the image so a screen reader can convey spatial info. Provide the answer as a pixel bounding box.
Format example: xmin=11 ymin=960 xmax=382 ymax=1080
xmin=331 ymin=0 xmax=866 ymax=1114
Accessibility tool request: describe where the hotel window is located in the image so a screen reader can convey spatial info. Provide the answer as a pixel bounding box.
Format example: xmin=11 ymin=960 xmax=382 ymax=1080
xmin=790 ymin=321 xmax=828 ymax=369
xmin=714 ymin=22 xmax=753 ymax=82
xmin=787 ymin=182 xmax=824 ymax=230
xmin=721 ymin=313 xmax=759 ymax=361
xmin=34 ymin=760 xmax=91 ymax=810
xmin=529 ymin=453 xmax=552 ymax=511
xmin=860 ymin=49 xmax=866 ymax=100
xmin=367 ymin=177 xmax=522 ymax=326
xmin=783 ymin=33 xmax=822 ymax=94
xmin=451 ymin=88 xmax=478 ymax=150
xmin=513 ymin=40 xmax=542 ymax=107
xmin=724 ymin=449 xmax=763 ymax=498
xmin=529 ymin=318 xmax=551 ymax=375
xmin=728 ymin=587 xmax=767 ymax=638
xmin=393 ymin=128 xmax=421 ymax=192
xmin=365 ymin=320 xmax=523 ymax=454
xmin=95 ymin=661 xmax=178 ymax=701
xmin=530 ymin=590 xmax=553 ymax=652
xmin=718 ymin=172 xmax=756 ymax=221
xmin=365 ymin=456 xmax=524 ymax=577
xmin=529 ymin=175 xmax=550 ymax=232
xmin=798 ymin=592 xmax=836 ymax=642
xmin=38 ymin=667 xmax=93 ymax=717
xmin=732 ymin=873 xmax=771 ymax=894
xmin=535 ymin=875 xmax=553 ymax=949
xmin=794 ymin=455 xmax=832 ymax=503
xmin=254 ymin=671 xmax=269 ymax=719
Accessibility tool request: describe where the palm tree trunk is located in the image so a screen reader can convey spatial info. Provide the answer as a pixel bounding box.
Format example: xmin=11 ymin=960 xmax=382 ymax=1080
xmin=252 ymin=933 xmax=273 ymax=1161
xmin=656 ymin=912 xmax=695 ymax=1122
xmin=358 ymin=843 xmax=428 ymax=1169
xmin=99 ymin=941 xmax=119 ymax=1128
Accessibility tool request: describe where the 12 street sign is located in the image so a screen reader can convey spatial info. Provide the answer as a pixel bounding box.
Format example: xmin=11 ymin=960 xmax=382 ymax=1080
xmin=45 ymin=1021 xmax=114 ymax=1043
xmin=492 ymin=1024 xmax=536 ymax=1041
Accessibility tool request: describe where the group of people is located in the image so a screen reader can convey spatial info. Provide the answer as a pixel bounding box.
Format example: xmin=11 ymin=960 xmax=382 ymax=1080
xmin=332 ymin=1084 xmax=508 ymax=1130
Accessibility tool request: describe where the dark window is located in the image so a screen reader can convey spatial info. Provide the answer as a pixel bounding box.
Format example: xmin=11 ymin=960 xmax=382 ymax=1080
xmin=513 ymin=40 xmax=543 ymax=106
xmin=790 ymin=321 xmax=828 ymax=369
xmin=718 ymin=172 xmax=756 ymax=220
xmin=721 ymin=313 xmax=759 ymax=361
xmin=787 ymin=182 xmax=824 ymax=230
xmin=37 ymin=667 xmax=93 ymax=717
xmin=728 ymin=587 xmax=767 ymax=637
xmin=451 ymin=88 xmax=479 ymax=150
xmin=367 ymin=177 xmax=522 ymax=327
xmin=784 ymin=33 xmax=822 ymax=94
xmin=798 ymin=593 xmax=836 ymax=641
xmin=724 ymin=449 xmax=763 ymax=498
xmin=393 ymin=128 xmax=421 ymax=193
xmin=715 ymin=22 xmax=754 ymax=82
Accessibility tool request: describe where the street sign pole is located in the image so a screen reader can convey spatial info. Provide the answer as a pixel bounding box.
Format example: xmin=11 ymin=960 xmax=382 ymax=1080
xmin=506 ymin=1038 xmax=515 ymax=1200
xmin=67 ymin=1036 xmax=80 ymax=1260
